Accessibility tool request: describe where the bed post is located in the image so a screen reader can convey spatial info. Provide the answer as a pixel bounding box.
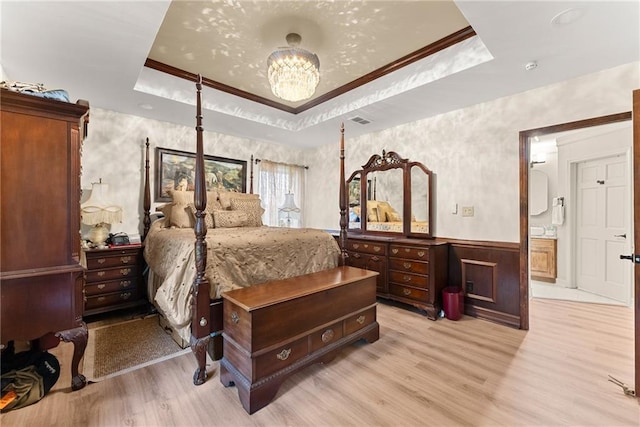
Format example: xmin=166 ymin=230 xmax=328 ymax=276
xmin=250 ymin=154 xmax=254 ymax=194
xmin=339 ymin=123 xmax=348 ymax=266
xmin=142 ymin=137 xmax=151 ymax=240
xmin=190 ymin=75 xmax=211 ymax=385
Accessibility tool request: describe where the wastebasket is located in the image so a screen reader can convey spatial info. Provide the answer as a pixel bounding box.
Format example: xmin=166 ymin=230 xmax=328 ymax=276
xmin=442 ymin=286 xmax=464 ymax=320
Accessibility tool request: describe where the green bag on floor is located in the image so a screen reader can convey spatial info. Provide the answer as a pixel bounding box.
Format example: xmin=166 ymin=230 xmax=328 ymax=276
xmin=0 ymin=366 xmax=44 ymax=412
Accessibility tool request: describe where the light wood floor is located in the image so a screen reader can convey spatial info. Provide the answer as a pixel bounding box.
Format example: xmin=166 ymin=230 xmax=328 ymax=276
xmin=2 ymin=298 xmax=638 ymax=426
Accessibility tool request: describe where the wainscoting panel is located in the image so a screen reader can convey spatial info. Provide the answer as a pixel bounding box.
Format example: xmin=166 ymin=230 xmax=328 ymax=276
xmin=447 ymin=240 xmax=520 ymax=328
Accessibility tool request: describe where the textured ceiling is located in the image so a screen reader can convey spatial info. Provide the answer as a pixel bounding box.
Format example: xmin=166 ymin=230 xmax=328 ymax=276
xmin=148 ymin=1 xmax=470 ymax=107
xmin=1 ymin=1 xmax=638 ymax=148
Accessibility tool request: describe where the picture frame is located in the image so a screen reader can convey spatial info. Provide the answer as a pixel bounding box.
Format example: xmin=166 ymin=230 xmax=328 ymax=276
xmin=155 ymin=147 xmax=247 ymax=202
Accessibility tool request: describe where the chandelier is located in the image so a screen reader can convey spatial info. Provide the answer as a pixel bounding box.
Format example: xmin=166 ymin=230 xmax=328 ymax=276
xmin=267 ymin=33 xmax=320 ymax=102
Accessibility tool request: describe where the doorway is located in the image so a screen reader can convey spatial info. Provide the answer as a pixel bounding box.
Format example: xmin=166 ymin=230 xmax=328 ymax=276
xmin=528 ymin=124 xmax=633 ymax=306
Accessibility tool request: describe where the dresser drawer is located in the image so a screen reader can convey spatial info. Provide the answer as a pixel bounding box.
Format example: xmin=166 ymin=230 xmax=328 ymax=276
xmin=254 ymin=336 xmax=308 ymax=380
xmin=84 ymin=278 xmax=137 ymax=296
xmin=388 ymin=258 xmax=429 ymax=275
xmin=389 ymin=245 xmax=429 ymax=261
xmin=86 ymin=252 xmax=139 ymax=269
xmin=86 ymin=266 xmax=138 ymax=283
xmin=85 ymin=289 xmax=141 ymax=310
xmin=347 ymin=240 xmax=386 ymax=256
xmin=389 ymin=271 xmax=429 ymax=288
xmin=388 ymin=283 xmax=429 ymax=302
xmin=309 ymin=321 xmax=344 ymax=353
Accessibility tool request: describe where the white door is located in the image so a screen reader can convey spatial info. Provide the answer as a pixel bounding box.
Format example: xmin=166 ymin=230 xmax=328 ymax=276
xmin=576 ymin=154 xmax=631 ymax=304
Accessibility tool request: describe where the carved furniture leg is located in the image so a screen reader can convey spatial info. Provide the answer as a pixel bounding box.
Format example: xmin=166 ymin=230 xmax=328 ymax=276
xmin=56 ymin=323 xmax=88 ymax=391
xmin=191 ymin=335 xmax=210 ymax=385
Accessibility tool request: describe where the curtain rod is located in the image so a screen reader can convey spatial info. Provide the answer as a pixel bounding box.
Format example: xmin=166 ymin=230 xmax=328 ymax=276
xmin=253 ymin=156 xmax=309 ymax=169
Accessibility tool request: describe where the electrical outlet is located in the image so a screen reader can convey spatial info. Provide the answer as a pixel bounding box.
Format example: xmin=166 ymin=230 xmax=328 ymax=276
xmin=462 ymin=206 xmax=474 ymax=217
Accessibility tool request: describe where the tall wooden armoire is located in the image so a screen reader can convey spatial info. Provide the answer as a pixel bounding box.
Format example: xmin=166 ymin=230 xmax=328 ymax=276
xmin=0 ymin=89 xmax=90 ymax=390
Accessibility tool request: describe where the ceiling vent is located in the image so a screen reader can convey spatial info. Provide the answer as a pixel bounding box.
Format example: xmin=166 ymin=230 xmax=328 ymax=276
xmin=349 ymin=116 xmax=371 ymax=125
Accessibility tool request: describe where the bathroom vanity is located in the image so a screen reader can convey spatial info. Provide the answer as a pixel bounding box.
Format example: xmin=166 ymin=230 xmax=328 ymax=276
xmin=530 ymin=238 xmax=557 ymax=283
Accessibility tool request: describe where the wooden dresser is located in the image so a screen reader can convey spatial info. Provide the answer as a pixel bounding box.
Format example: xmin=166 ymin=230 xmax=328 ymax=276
xmin=83 ymin=246 xmax=146 ymax=315
xmin=0 ymin=89 xmax=90 ymax=390
xmin=220 ymin=266 xmax=379 ymax=414
xmin=344 ymin=235 xmax=449 ymax=319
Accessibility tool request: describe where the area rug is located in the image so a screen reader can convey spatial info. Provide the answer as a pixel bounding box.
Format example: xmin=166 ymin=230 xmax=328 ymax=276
xmin=84 ymin=315 xmax=190 ymax=381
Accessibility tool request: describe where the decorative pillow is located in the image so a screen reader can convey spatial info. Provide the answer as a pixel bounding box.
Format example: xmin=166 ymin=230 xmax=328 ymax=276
xmin=213 ymin=210 xmax=249 ymax=228
xmin=375 ymin=201 xmax=392 ymax=223
xmin=218 ymin=191 xmax=258 ymax=210
xmin=188 ymin=204 xmax=214 ymax=228
xmin=366 ymin=201 xmax=379 ymax=222
xmin=168 ymin=190 xmax=222 ymax=228
xmin=229 ymin=198 xmax=264 ymax=227
xmin=387 ymin=211 xmax=402 ymax=222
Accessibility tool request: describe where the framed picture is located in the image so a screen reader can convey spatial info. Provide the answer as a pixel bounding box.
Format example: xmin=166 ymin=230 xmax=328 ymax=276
xmin=155 ymin=147 xmax=247 ymax=202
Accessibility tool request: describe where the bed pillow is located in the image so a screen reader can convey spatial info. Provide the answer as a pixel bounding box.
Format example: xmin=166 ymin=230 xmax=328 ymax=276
xmin=376 ymin=201 xmax=392 ymax=223
xmin=187 ymin=198 xmax=224 ymax=229
xmin=167 ymin=190 xmax=194 ymax=228
xmin=229 ymin=198 xmax=264 ymax=227
xmin=218 ymin=191 xmax=258 ymax=210
xmin=212 ymin=210 xmax=249 ymax=228
xmin=155 ymin=203 xmax=172 ymax=227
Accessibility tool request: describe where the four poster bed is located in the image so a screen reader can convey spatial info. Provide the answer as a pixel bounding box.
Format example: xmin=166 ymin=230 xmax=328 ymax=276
xmin=141 ymin=76 xmax=362 ymax=387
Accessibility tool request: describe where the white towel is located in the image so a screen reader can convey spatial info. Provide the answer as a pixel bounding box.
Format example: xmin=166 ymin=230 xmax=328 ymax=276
xmin=552 ymin=205 xmax=564 ymax=225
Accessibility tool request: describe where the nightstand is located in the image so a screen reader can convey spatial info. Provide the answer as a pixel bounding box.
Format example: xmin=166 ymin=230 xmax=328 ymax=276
xmin=83 ymin=246 xmax=147 ymax=316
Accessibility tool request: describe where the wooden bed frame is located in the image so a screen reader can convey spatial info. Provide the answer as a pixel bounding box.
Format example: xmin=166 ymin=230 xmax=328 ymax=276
xmin=142 ymin=76 xmax=349 ymax=385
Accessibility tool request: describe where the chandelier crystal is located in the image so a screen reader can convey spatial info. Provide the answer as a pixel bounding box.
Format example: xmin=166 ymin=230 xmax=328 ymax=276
xmin=267 ymin=33 xmax=320 ymax=102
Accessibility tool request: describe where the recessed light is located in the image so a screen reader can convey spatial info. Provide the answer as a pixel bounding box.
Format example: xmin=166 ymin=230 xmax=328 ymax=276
xmin=551 ymin=8 xmax=584 ymax=26
xmin=525 ymin=61 xmax=538 ymax=71
xmin=138 ymin=103 xmax=153 ymax=110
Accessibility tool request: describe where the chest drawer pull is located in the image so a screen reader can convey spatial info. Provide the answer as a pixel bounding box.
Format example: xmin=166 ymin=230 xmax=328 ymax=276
xmin=120 ymin=292 xmax=131 ymax=300
xmin=276 ymin=348 xmax=291 ymax=361
xmin=403 ymin=288 xmax=412 ymax=296
xmin=120 ymin=256 xmax=131 ymax=264
xmin=371 ymin=256 xmax=380 ymax=262
xmin=97 ymin=284 xmax=106 ymax=290
xmin=403 ymin=275 xmax=412 ymax=283
xmin=97 ymin=271 xmax=106 ymax=277
xmin=120 ymin=268 xmax=131 ymax=276
xmin=352 ymin=253 xmax=361 ymax=259
xmin=356 ymin=315 xmax=366 ymax=325
xmin=199 ymin=317 xmax=208 ymax=327
xmin=321 ymin=329 xmax=335 ymax=343
xmin=97 ymin=296 xmax=106 ymax=302
xmin=403 ymin=262 xmax=412 ymax=269
xmin=120 ymin=280 xmax=132 ymax=288
xmin=97 ymin=258 xmax=106 ymax=264
xmin=231 ymin=311 xmax=239 ymax=324
xmin=417 ymin=251 xmax=425 ymax=258
xmin=352 ymin=243 xmax=360 ymax=250
xmin=373 ymin=246 xmax=381 ymax=252
xmin=392 ymin=248 xmax=398 ymax=254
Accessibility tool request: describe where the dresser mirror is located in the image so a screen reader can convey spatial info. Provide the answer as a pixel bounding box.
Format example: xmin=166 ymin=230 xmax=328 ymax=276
xmin=346 ymin=150 xmax=433 ymax=238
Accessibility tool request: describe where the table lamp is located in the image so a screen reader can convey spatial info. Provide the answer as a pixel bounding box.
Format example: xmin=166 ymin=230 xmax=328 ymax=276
xmin=278 ymin=192 xmax=301 ymax=227
xmin=81 ymin=179 xmax=122 ymax=247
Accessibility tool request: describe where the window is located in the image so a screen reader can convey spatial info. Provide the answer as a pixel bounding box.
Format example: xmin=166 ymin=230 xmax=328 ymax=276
xmin=257 ymin=160 xmax=306 ymax=227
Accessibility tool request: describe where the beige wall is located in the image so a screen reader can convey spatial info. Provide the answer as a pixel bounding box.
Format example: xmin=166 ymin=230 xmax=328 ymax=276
xmin=304 ymin=62 xmax=640 ymax=243
xmin=80 ymin=109 xmax=305 ymax=239
xmin=80 ymin=62 xmax=639 ymax=242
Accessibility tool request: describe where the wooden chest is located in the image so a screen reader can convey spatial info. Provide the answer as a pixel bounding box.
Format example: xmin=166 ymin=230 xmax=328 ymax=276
xmin=220 ymin=266 xmax=379 ymax=414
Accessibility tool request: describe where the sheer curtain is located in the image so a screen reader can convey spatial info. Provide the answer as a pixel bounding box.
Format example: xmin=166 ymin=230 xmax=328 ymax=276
xmin=258 ymin=160 xmax=306 ymax=227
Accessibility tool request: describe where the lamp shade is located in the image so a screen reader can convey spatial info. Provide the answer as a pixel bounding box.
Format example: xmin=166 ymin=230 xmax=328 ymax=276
xmin=279 ymin=193 xmax=300 ymax=213
xmin=81 ymin=181 xmax=122 ymax=225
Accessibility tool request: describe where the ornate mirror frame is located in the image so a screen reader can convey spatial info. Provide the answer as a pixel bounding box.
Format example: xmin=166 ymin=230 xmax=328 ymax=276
xmin=347 ymin=150 xmax=433 ymax=238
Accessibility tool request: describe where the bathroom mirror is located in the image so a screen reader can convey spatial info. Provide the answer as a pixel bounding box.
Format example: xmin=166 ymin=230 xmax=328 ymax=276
xmin=348 ymin=150 xmax=433 ymax=238
xmin=530 ymin=170 xmax=549 ymax=215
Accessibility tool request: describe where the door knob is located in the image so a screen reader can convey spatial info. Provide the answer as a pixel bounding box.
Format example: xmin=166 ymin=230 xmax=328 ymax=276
xmin=614 ymin=234 xmax=626 ymax=238
xmin=619 ymin=254 xmax=640 ymax=263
